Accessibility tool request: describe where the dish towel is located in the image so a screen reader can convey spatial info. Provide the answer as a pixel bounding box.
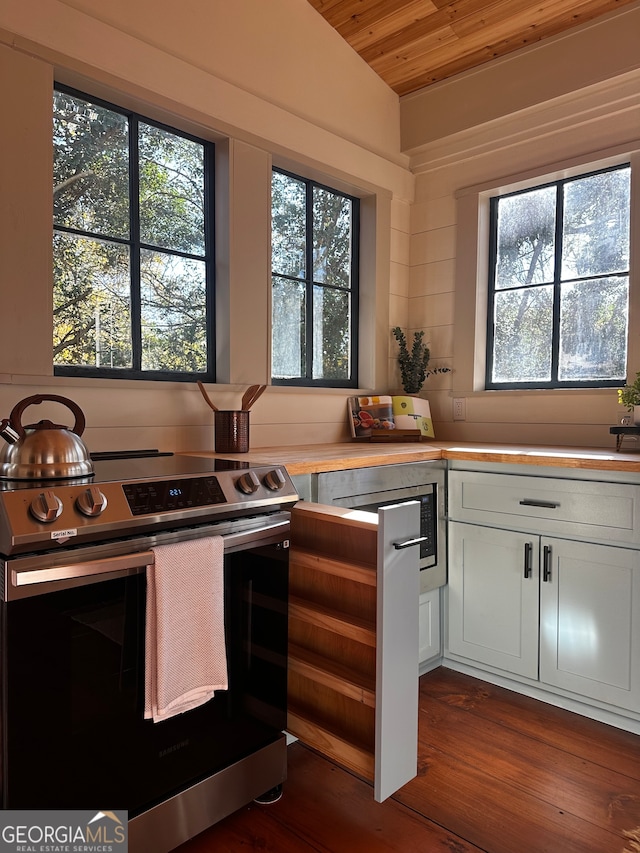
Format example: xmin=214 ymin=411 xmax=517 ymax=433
xmin=144 ymin=536 xmax=228 ymax=723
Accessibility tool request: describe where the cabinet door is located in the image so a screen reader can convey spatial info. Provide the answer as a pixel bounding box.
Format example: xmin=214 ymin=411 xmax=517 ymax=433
xmin=448 ymin=522 xmax=539 ymax=678
xmin=540 ymin=537 xmax=640 ymax=712
xmin=419 ymin=589 xmax=441 ymax=666
xmin=287 ymin=501 xmax=420 ymax=802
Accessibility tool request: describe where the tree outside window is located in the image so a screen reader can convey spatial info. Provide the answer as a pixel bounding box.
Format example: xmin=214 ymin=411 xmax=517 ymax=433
xmin=53 ymin=86 xmax=214 ymax=380
xmin=486 ymin=164 xmax=631 ymax=389
xmin=271 ymin=169 xmax=359 ymax=387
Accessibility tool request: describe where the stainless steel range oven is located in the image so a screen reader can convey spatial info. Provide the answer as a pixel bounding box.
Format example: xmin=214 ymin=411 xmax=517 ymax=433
xmin=0 ymin=454 xmax=298 ymax=853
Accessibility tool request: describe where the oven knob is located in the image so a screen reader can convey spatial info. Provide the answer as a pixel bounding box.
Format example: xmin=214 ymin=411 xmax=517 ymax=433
xmin=76 ymin=486 xmax=108 ymax=517
xmin=264 ymin=468 xmax=286 ymax=491
xmin=236 ymin=471 xmax=260 ymax=495
xmin=30 ymin=490 xmax=63 ymax=523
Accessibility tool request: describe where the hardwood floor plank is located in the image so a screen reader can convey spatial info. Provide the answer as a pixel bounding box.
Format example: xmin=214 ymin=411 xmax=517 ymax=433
xmin=424 ymin=668 xmax=640 ymax=781
xmin=396 ymin=742 xmax=624 ymax=853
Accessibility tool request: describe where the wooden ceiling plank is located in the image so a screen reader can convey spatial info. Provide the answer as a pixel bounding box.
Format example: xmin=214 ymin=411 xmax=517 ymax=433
xmin=452 ymin=0 xmax=595 ymax=39
xmin=339 ymin=0 xmax=438 ymax=44
xmin=307 ymin=0 xmax=640 ymax=96
xmin=367 ymin=28 xmax=459 ymax=75
xmin=384 ymin=0 xmax=630 ymax=83
xmin=390 ymin=0 xmax=636 ymax=93
xmin=308 ymin=0 xmax=410 ymax=31
xmin=355 ymin=0 xmax=535 ymax=61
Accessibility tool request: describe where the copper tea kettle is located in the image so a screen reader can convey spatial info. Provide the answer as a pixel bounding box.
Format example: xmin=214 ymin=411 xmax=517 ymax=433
xmin=0 ymin=394 xmax=94 ymax=480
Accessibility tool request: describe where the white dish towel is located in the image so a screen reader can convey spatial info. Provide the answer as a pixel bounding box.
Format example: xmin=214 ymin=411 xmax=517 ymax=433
xmin=144 ymin=536 xmax=228 ymax=723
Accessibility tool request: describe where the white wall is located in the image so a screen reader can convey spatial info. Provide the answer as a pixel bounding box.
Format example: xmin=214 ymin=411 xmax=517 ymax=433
xmin=402 ymin=3 xmax=640 ymax=448
xmin=0 ymin=0 xmax=414 ymax=452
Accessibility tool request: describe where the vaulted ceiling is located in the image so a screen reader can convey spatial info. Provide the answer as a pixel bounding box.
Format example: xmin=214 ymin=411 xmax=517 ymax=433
xmin=307 ymin=0 xmax=638 ymax=96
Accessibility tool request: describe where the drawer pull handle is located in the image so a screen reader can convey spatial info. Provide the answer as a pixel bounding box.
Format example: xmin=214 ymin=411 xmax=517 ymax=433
xmin=519 ymin=499 xmax=560 ymax=509
xmin=393 ymin=536 xmax=429 ymax=550
xmin=543 ymin=544 xmax=552 ymax=582
xmin=523 ymin=542 xmax=532 ymax=579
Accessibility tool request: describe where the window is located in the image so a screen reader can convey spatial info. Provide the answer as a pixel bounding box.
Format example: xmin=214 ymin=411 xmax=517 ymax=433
xmin=486 ymin=164 xmax=631 ymax=389
xmin=53 ymin=86 xmax=214 ymax=380
xmin=271 ymin=168 xmax=359 ymax=386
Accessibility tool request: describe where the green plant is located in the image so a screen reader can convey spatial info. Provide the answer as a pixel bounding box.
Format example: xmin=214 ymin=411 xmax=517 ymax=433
xmin=392 ymin=326 xmax=450 ymax=395
xmin=618 ymin=371 xmax=640 ymax=411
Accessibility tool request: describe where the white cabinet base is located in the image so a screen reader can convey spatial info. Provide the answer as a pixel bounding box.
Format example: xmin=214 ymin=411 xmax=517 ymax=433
xmin=419 ymin=588 xmax=441 ymax=673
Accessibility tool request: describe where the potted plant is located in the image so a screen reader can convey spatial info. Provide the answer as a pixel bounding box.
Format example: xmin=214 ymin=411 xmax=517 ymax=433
xmin=618 ymin=371 xmax=640 ymax=425
xmin=392 ymin=326 xmax=450 ymax=395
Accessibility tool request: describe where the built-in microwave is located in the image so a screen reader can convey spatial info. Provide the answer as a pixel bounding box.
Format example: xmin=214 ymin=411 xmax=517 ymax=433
xmin=314 ymin=460 xmax=446 ymax=593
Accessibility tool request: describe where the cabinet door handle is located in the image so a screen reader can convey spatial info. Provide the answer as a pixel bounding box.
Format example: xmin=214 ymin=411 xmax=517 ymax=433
xmin=393 ymin=535 xmax=429 ymax=550
xmin=523 ymin=542 xmax=532 ymax=578
xmin=519 ymin=499 xmax=560 ymax=509
xmin=543 ymin=544 xmax=552 ymax=582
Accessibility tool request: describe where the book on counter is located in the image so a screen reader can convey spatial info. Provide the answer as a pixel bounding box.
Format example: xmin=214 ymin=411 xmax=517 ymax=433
xmin=347 ymin=395 xmax=435 ymax=440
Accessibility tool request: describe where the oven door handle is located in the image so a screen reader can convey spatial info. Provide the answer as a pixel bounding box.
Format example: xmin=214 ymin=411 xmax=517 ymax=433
xmin=393 ymin=535 xmax=429 ymax=550
xmin=12 ymin=551 xmax=155 ymax=588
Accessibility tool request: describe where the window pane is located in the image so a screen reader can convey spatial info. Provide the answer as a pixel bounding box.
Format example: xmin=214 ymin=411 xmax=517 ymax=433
xmin=53 ymin=91 xmax=129 ymax=238
xmin=562 ymin=168 xmax=631 ymax=280
xmin=492 ymin=286 xmax=553 ymax=382
xmin=139 ymin=124 xmax=205 ymax=255
xmin=272 ymin=172 xmax=306 ymax=278
xmin=559 ymin=277 xmax=628 ymax=381
xmin=313 ymin=188 xmax=352 ymax=288
xmin=495 ymin=187 xmax=556 ymax=289
xmin=312 ymin=285 xmax=350 ymax=380
xmin=272 ymin=276 xmax=305 ymax=378
xmin=53 ymin=233 xmax=132 ymax=367
xmin=140 ymin=250 xmax=207 ymax=372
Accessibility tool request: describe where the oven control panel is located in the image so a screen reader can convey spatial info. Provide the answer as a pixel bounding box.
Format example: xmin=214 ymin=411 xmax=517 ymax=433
xmin=123 ymin=476 xmax=227 ymax=515
xmin=0 ymin=463 xmax=299 ymax=556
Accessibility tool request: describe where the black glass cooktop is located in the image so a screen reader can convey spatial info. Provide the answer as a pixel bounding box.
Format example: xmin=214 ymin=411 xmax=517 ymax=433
xmin=0 ymin=452 xmax=250 ymax=490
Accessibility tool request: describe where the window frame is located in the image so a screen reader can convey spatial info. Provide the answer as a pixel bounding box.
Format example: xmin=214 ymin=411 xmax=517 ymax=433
xmin=271 ymin=167 xmax=360 ymax=389
xmin=485 ymin=162 xmax=631 ymax=391
xmin=450 ymin=146 xmax=639 ymax=398
xmin=53 ymin=83 xmax=216 ymax=383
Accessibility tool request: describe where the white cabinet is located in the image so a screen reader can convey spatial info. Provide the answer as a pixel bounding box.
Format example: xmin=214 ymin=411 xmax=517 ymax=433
xmin=540 ymin=536 xmax=640 ymax=712
xmin=448 ymin=522 xmax=539 ymax=678
xmin=447 ymin=470 xmax=640 ymax=719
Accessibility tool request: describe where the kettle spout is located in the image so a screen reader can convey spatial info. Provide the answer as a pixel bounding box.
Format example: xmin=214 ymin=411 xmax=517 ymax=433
xmin=0 ymin=419 xmax=20 ymax=444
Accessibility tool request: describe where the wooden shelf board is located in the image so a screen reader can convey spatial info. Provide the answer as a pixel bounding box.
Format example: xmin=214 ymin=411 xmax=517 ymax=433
xmin=289 ymin=643 xmax=375 ymax=707
xmin=287 ymin=709 xmax=374 ymax=783
xmin=290 ymin=546 xmax=376 ymax=586
xmin=289 ymin=595 xmax=376 ymax=647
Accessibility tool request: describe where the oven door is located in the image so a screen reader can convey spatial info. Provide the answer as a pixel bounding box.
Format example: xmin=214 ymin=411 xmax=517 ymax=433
xmin=0 ymin=517 xmax=289 ymax=815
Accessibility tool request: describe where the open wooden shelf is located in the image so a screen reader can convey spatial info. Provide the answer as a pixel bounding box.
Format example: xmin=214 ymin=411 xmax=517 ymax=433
xmin=287 ymin=500 xmax=419 ymax=802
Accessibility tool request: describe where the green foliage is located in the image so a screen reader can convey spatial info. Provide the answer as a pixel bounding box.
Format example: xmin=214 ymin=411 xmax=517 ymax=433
xmin=392 ymin=327 xmax=450 ymax=395
xmin=271 ymin=171 xmax=354 ymax=381
xmin=618 ymin=372 xmax=640 ymax=411
xmin=52 ymin=89 xmax=209 ymax=375
xmin=491 ymin=167 xmax=630 ymax=385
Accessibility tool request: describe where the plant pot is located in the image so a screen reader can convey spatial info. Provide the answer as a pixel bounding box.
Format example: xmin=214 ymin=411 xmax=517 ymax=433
xmin=633 ymin=407 xmax=640 ymax=426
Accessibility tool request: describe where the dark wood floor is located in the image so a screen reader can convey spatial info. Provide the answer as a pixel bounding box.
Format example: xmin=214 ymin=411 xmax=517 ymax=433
xmin=176 ymin=667 xmax=640 ymax=852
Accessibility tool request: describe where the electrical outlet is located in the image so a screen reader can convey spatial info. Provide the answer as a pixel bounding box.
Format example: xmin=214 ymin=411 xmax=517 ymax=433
xmin=453 ymin=398 xmax=466 ymax=421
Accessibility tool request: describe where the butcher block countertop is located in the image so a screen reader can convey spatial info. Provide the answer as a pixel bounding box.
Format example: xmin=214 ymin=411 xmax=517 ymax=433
xmin=184 ymin=440 xmax=640 ymax=476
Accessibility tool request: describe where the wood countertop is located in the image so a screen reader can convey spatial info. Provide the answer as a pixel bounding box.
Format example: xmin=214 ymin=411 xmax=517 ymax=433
xmin=184 ymin=440 xmax=640 ymax=476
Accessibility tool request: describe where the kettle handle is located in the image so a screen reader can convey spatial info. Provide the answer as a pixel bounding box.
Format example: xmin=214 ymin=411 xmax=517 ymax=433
xmin=9 ymin=394 xmax=87 ymax=438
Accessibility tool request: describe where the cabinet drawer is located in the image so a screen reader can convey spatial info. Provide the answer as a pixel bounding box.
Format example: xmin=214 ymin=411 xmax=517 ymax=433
xmin=448 ymin=471 xmax=640 ymax=544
